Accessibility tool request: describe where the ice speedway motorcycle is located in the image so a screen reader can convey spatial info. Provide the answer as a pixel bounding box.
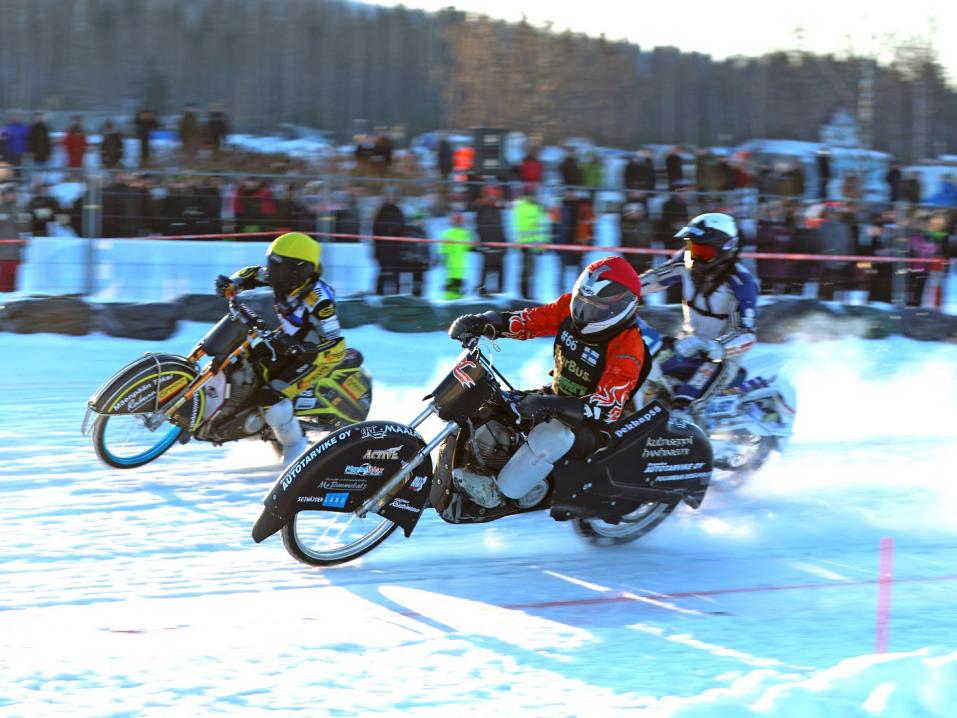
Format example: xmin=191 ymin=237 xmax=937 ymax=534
xmin=251 ymin=334 xmax=715 ymax=567
xmin=83 ymin=290 xmax=372 ymax=469
xmin=636 ymin=318 xmax=797 ymax=480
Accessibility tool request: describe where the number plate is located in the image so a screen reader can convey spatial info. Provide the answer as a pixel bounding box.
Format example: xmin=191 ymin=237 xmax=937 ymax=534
xmin=708 ymin=396 xmax=739 ymax=417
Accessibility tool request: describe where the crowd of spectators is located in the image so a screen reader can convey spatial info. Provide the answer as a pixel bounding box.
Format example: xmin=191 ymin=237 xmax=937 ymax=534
xmin=2 ymin=112 xmax=957 ymax=307
xmin=0 ymin=105 xmax=230 ymax=178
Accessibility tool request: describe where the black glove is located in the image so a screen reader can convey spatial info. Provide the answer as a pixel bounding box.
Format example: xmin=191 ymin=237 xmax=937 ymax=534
xmin=448 ymin=310 xmax=505 ymax=343
xmin=215 ymin=274 xmax=237 ymax=297
xmin=518 ymin=393 xmax=588 ymax=426
xmin=272 ymin=333 xmax=303 ymax=359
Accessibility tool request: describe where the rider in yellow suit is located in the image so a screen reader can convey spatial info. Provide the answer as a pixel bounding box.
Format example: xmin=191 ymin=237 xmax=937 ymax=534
xmin=216 ymin=232 xmax=346 ymax=464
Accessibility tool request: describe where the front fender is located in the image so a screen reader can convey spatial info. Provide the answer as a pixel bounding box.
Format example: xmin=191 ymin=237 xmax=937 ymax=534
xmin=88 ymin=352 xmax=197 ymax=415
xmin=252 ymin=421 xmax=434 ymax=543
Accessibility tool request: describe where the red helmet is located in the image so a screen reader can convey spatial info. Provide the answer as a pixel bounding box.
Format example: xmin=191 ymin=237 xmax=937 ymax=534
xmin=570 ymin=256 xmax=642 ymax=337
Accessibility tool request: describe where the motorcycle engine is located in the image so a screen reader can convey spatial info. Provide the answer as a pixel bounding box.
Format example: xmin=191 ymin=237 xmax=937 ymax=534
xmin=196 ymin=362 xmax=264 ymax=442
xmin=469 ymin=420 xmax=515 ymax=471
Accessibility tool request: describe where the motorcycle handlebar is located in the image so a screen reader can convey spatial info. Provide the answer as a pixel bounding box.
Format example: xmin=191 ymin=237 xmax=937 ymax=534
xmin=228 ymin=297 xmax=278 ymax=361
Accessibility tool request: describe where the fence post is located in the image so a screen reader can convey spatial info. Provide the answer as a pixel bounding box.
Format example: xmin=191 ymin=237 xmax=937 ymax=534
xmin=892 ymin=202 xmax=908 ymax=308
xmin=81 ymin=175 xmax=102 ymax=297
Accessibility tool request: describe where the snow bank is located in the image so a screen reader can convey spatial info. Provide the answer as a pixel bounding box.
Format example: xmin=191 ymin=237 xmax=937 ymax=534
xmin=663 ymin=649 xmax=957 ymax=717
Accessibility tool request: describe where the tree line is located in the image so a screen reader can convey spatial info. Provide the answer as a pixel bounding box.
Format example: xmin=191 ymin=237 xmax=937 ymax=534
xmin=1 ymin=0 xmax=954 ymax=161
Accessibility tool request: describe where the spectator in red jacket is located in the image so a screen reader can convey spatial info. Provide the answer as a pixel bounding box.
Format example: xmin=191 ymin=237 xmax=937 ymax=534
xmin=519 ymin=150 xmax=543 ymax=194
xmin=233 ymin=177 xmax=277 ymax=236
xmin=63 ymin=116 xmax=87 ymax=171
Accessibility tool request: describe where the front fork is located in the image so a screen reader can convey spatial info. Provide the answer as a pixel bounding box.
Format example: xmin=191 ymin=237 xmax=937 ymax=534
xmin=355 ymin=404 xmax=459 ymax=518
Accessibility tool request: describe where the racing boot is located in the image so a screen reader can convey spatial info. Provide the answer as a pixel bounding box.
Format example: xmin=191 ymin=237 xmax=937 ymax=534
xmin=265 ymin=398 xmax=308 ymax=467
xmin=452 ymin=467 xmax=503 ymax=509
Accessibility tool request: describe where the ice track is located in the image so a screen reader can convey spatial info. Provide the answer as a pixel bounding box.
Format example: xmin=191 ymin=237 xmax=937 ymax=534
xmin=1 ymin=325 xmax=956 ymax=716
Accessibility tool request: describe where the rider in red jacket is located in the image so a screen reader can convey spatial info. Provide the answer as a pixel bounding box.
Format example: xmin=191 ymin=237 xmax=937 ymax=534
xmin=448 ymin=256 xmax=646 ymax=508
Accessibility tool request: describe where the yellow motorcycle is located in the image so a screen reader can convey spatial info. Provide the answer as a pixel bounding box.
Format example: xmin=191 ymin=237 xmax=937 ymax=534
xmin=83 ymin=290 xmax=372 ymax=469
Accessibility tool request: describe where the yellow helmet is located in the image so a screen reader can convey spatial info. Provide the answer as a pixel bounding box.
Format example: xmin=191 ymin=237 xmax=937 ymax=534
xmin=266 ymin=232 xmax=321 ymax=296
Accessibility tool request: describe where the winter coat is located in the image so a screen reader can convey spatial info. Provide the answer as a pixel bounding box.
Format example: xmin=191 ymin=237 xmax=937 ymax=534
xmin=755 ymin=220 xmax=793 ymax=282
xmin=665 ymin=152 xmax=684 ymax=188
xmin=27 ymin=195 xmax=61 ymax=235
xmin=206 ymin=112 xmax=229 ymax=147
xmin=619 ymin=201 xmax=653 ymax=250
xmin=624 ymin=157 xmax=655 ymax=191
xmin=475 ymin=203 xmax=507 ymax=258
xmin=100 ymin=131 xmax=124 ymax=169
xmin=560 ymin=156 xmax=582 ymax=187
xmin=582 ymin=157 xmax=604 ymax=190
xmin=3 ymin=122 xmax=29 ymax=159
xmin=179 ymin=112 xmax=200 ymax=147
xmin=519 ymin=157 xmax=543 ymax=185
xmin=817 ymin=218 xmax=853 ymax=270
xmin=63 ymin=129 xmax=87 ymax=168
xmin=439 ymin=225 xmax=470 ymax=280
xmin=514 ymin=197 xmax=547 ymax=249
xmin=658 ymin=196 xmax=689 ymax=248
xmin=233 ymin=186 xmax=277 ymax=230
xmin=559 ymin=199 xmax=580 ymax=246
xmin=28 ymin=122 xmax=51 ymax=163
xmin=885 ymin=168 xmax=902 ymax=203
xmin=437 ymin=139 xmax=453 ymax=177
xmin=576 ymin=200 xmax=594 ymax=246
xmin=372 ymin=202 xmax=405 ymax=264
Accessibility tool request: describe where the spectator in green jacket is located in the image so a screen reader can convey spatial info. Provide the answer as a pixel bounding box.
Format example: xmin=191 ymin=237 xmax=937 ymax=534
xmin=582 ymin=151 xmax=604 ymax=203
xmin=439 ymin=212 xmax=471 ymax=299
xmin=513 ymin=188 xmax=548 ymax=299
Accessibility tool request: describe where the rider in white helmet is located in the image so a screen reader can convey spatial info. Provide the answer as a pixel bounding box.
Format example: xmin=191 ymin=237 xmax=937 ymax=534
xmin=639 ymin=212 xmax=758 ymax=416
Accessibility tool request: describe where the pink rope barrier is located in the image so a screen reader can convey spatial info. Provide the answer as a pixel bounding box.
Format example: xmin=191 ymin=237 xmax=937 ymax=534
xmin=1 ymin=231 xmax=948 ymax=266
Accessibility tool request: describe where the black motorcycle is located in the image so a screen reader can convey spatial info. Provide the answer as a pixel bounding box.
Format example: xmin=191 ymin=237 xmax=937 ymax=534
xmin=252 ymin=336 xmax=714 ymax=566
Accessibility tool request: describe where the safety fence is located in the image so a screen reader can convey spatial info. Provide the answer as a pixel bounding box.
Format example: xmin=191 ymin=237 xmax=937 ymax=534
xmin=8 ymin=166 xmax=957 ymax=242
xmin=2 ymin=230 xmax=955 ymax=314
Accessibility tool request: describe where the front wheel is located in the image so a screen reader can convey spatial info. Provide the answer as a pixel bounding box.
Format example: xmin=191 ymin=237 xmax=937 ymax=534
xmin=573 ymin=501 xmax=677 ymax=545
xmin=91 ymin=413 xmax=183 ymax=469
xmin=281 ymin=510 xmax=398 ymax=566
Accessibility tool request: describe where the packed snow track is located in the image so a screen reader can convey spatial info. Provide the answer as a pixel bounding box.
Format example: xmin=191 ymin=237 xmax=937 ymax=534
xmin=1 ymin=324 xmax=955 ymax=716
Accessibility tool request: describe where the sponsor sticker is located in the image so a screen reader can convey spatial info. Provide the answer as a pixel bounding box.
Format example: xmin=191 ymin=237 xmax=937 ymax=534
xmin=158 ymin=376 xmax=188 ymax=402
xmin=322 ymin=492 xmax=349 ymax=508
xmin=342 ymin=373 xmax=367 ymax=398
xmin=360 ymin=424 xmax=419 ymax=441
xmin=613 ymin=404 xmax=663 ymax=439
xmin=389 ymin=497 xmax=420 ymax=513
xmin=282 ymin=434 xmax=339 ymax=490
xmin=644 ymin=461 xmax=706 ymax=474
xmin=317 ymin=479 xmax=367 ymax=491
xmin=581 ymin=346 xmax=599 ymax=366
xmin=652 ymin=472 xmax=711 ymax=482
xmin=363 ymin=445 xmax=403 ymax=461
xmin=409 ymin=475 xmax=428 ymax=492
xmin=344 ymin=463 xmax=385 ymax=477
xmin=642 ymin=446 xmax=691 ymax=457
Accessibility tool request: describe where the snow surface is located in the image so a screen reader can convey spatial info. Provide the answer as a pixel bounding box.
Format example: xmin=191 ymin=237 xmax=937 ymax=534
xmin=1 ymin=324 xmax=956 ymax=716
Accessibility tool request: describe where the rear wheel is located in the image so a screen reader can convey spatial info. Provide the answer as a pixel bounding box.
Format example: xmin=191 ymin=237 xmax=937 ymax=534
xmin=281 ymin=510 xmax=398 ymax=566
xmin=573 ymin=501 xmax=677 ymax=545
xmin=714 ymin=434 xmax=775 ymax=487
xmin=92 ymin=413 xmax=183 ymax=469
